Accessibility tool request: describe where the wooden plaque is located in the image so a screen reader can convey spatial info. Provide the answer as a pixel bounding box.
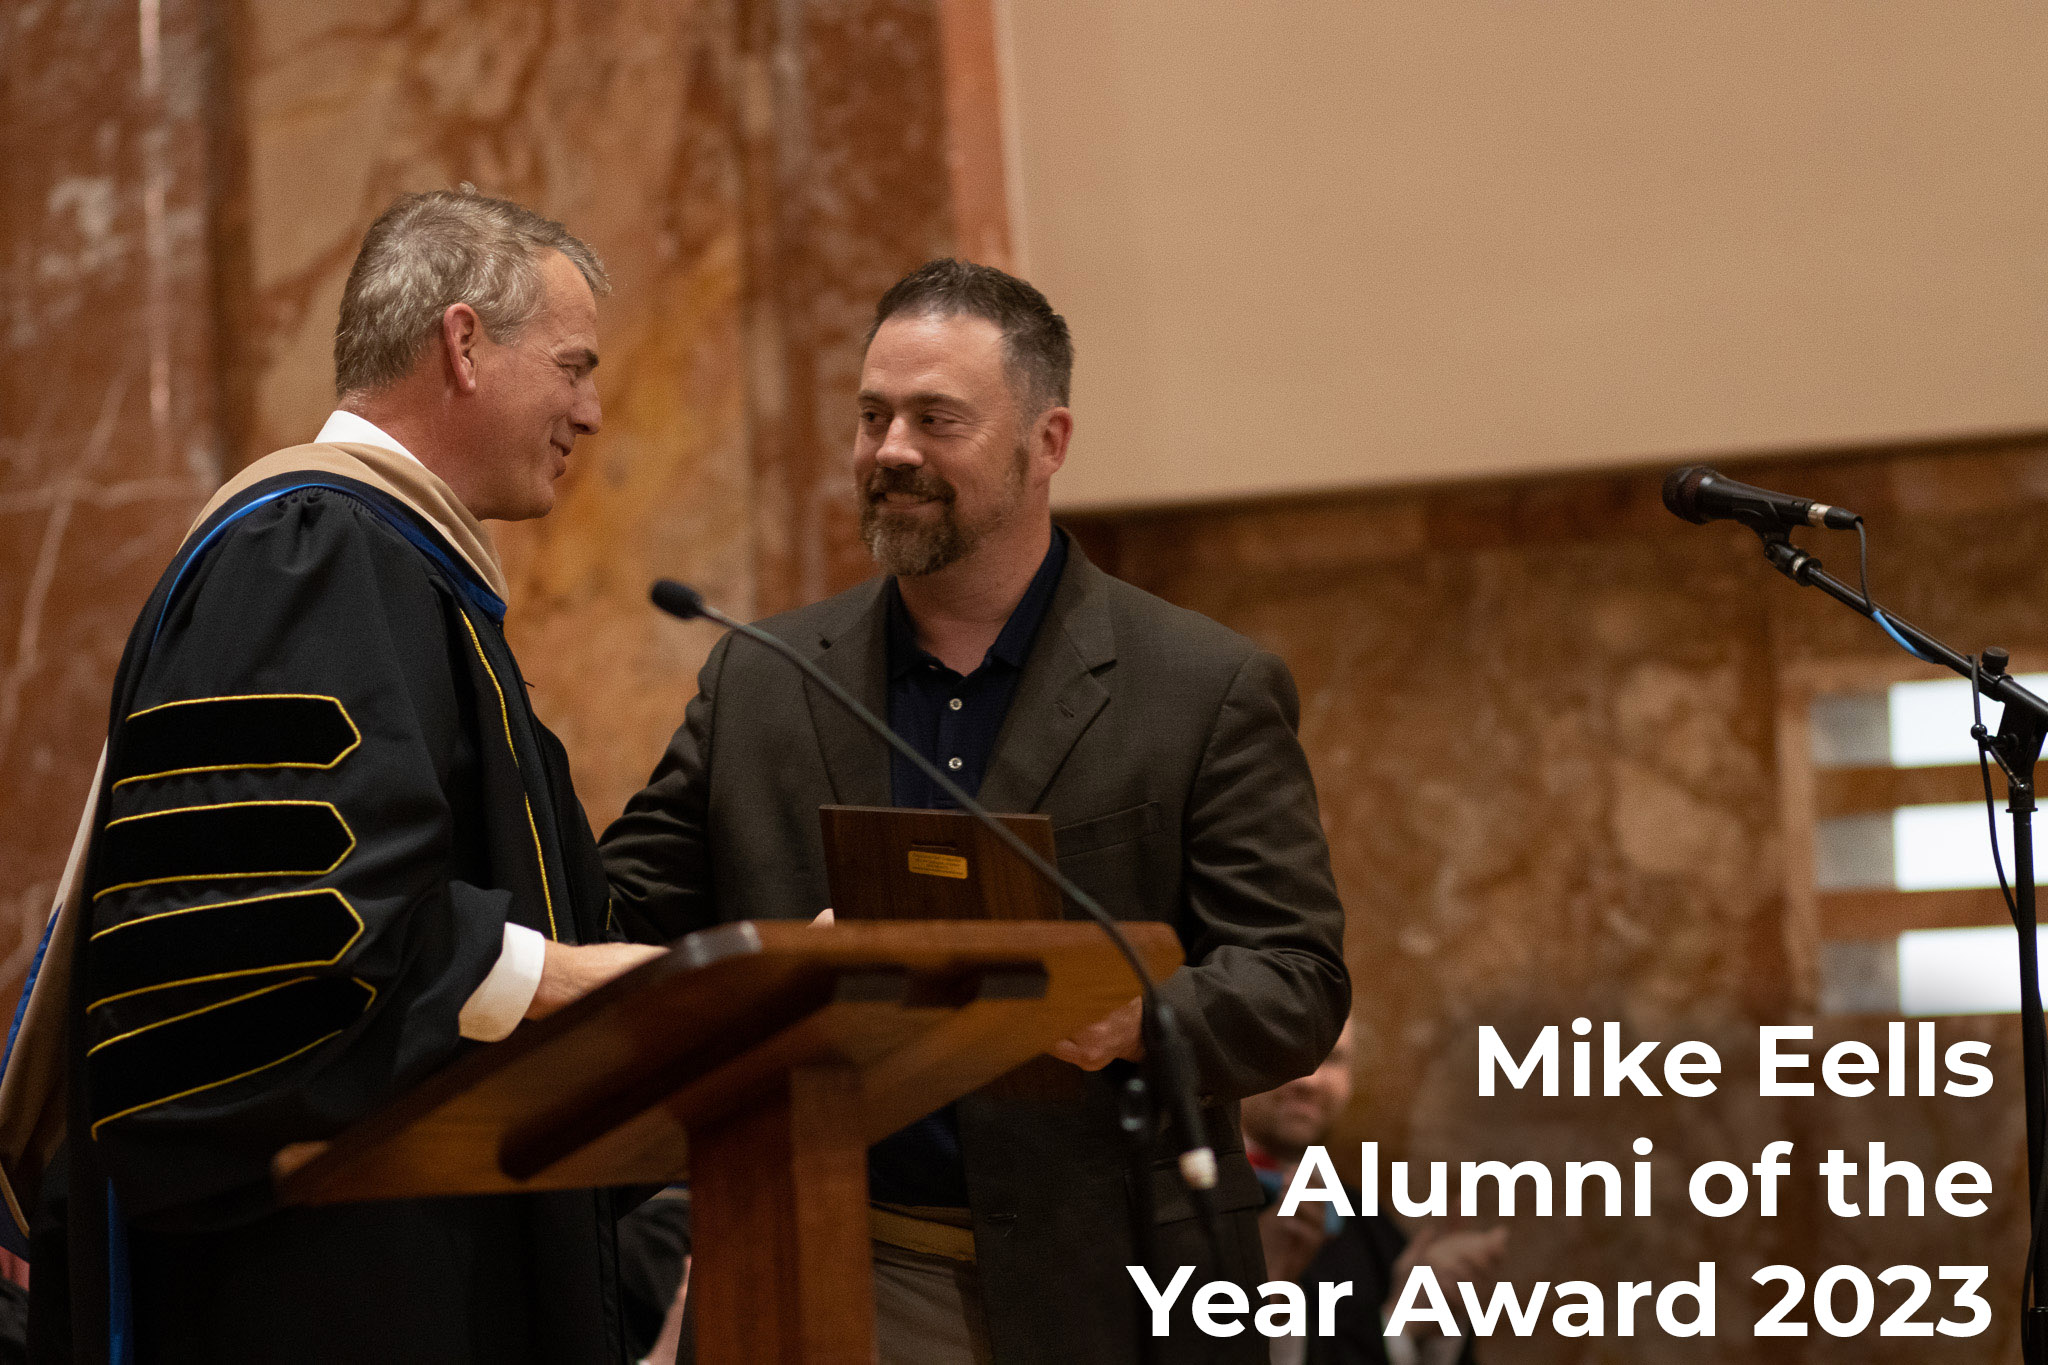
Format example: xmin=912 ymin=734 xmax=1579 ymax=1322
xmin=819 ymin=804 xmax=1063 ymax=922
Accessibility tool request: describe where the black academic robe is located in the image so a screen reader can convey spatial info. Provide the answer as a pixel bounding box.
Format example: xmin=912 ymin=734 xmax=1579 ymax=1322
xmin=28 ymin=474 xmax=626 ymax=1363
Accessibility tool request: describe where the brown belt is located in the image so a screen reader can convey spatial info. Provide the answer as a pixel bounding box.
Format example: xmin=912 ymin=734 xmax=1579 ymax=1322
xmin=869 ymin=1203 xmax=977 ymax=1262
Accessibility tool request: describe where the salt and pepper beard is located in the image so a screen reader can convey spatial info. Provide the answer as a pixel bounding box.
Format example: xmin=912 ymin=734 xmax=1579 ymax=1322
xmin=859 ymin=439 xmax=1032 ymax=578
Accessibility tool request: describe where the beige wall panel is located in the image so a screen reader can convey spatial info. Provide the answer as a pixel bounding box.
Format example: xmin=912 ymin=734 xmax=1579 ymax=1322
xmin=1004 ymin=1 xmax=2048 ymax=508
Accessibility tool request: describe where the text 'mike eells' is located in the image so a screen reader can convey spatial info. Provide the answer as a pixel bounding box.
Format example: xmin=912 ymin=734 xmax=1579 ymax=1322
xmin=600 ymin=258 xmax=1351 ymax=1361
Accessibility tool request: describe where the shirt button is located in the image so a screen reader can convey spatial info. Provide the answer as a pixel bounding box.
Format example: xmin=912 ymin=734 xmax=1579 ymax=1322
xmin=947 ymin=757 xmax=963 ymax=771
xmin=948 ymin=698 xmax=963 ymax=711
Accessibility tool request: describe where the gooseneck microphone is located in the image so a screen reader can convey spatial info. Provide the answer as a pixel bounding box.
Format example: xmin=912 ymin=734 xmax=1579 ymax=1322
xmin=648 ymin=579 xmax=1223 ymax=1207
xmin=1662 ymin=466 xmax=1861 ymax=531
xmin=649 ymin=579 xmax=713 ymax=622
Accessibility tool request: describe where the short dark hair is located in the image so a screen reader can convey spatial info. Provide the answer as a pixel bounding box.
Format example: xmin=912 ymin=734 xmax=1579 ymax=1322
xmin=867 ymin=259 xmax=1072 ymax=413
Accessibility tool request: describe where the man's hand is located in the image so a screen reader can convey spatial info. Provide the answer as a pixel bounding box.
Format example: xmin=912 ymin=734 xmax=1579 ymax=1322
xmin=1051 ymin=994 xmax=1145 ymax=1070
xmin=525 ymin=941 xmax=666 ymax=1020
xmin=1405 ymin=1224 xmax=1508 ymax=1283
xmin=1389 ymin=1224 xmax=1509 ymax=1335
xmin=1257 ymin=1205 xmax=1330 ymax=1284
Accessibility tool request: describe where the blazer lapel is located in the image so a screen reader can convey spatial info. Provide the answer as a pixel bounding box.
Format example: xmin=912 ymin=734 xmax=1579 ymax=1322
xmin=804 ymin=581 xmax=894 ymax=808
xmin=977 ymin=550 xmax=1115 ymax=814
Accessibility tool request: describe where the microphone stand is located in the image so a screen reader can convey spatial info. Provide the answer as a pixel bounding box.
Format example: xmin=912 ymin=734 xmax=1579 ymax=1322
xmin=1750 ymin=527 xmax=2048 ymax=1360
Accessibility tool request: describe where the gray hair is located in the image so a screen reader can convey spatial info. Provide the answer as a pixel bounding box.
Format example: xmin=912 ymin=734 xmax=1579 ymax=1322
xmin=334 ymin=186 xmax=609 ymax=398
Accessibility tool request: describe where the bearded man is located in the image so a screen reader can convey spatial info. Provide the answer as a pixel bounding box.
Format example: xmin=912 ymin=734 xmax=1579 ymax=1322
xmin=601 ymin=259 xmax=1349 ymax=1363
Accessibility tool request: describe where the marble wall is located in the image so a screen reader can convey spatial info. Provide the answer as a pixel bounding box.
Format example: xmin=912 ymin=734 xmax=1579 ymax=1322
xmin=733 ymin=0 xmax=958 ymax=619
xmin=0 ymin=0 xmax=224 ymax=1006
xmin=1069 ymin=436 xmax=2048 ymax=1362
xmin=218 ymin=0 xmax=755 ymax=826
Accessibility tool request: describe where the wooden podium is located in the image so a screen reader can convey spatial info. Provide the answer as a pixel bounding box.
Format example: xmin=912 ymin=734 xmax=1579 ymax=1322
xmin=273 ymin=919 xmax=1182 ymax=1364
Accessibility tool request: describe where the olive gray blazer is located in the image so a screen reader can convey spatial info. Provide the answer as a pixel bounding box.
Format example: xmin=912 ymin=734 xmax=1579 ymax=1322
xmin=601 ymin=544 xmax=1350 ymax=1362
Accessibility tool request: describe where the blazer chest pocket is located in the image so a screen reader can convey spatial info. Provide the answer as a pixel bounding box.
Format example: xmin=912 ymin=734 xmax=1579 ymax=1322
xmin=1054 ymin=801 xmax=1160 ymax=860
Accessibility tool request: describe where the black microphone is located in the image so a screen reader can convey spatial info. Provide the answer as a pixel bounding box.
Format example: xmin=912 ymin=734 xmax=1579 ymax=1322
xmin=649 ymin=579 xmax=705 ymax=622
xmin=647 ymin=579 xmax=1224 ymax=1206
xmin=1662 ymin=466 xmax=1860 ymax=531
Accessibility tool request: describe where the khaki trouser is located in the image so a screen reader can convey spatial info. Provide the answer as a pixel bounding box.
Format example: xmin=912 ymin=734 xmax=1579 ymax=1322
xmin=870 ymin=1209 xmax=993 ymax=1365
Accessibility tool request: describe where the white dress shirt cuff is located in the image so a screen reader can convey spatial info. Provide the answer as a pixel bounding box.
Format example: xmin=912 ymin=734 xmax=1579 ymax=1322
xmin=458 ymin=923 xmax=547 ymax=1042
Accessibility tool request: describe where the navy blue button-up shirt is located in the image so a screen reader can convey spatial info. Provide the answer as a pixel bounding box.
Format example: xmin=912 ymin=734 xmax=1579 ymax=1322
xmin=867 ymin=529 xmax=1070 ymax=1209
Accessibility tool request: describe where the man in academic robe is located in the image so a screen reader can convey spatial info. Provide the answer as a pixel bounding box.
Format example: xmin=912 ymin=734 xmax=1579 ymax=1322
xmin=601 ymin=259 xmax=1352 ymax=1362
xmin=0 ymin=188 xmax=664 ymax=1363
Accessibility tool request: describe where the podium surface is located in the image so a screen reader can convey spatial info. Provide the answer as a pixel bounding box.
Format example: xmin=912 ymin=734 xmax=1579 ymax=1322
xmin=274 ymin=919 xmax=1182 ymax=1363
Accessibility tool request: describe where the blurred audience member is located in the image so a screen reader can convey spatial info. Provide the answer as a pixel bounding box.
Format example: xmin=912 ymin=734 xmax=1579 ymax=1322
xmin=1242 ymin=1020 xmax=1506 ymax=1365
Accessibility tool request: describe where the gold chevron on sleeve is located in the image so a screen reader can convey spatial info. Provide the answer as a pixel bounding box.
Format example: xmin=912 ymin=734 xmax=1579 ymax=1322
xmin=112 ymin=694 xmax=361 ymax=788
xmin=87 ymin=975 xmax=377 ymax=1137
xmin=87 ymin=888 xmax=366 ymax=1012
xmin=93 ymin=800 xmax=356 ymax=899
